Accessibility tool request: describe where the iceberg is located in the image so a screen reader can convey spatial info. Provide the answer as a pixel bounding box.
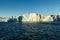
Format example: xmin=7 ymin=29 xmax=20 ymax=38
xmin=22 ymin=13 xmax=41 ymax=22
xmin=0 ymin=13 xmax=60 ymax=23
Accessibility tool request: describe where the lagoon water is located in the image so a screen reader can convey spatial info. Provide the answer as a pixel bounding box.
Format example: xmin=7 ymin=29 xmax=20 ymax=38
xmin=0 ymin=22 xmax=60 ymax=40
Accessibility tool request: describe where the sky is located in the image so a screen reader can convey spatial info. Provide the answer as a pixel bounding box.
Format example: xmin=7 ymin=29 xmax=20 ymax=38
xmin=0 ymin=0 xmax=60 ymax=17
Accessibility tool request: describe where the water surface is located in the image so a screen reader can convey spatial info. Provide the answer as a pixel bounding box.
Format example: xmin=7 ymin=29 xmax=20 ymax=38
xmin=0 ymin=22 xmax=60 ymax=40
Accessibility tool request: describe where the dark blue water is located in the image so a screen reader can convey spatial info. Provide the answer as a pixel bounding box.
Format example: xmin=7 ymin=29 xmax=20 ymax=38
xmin=0 ymin=22 xmax=60 ymax=40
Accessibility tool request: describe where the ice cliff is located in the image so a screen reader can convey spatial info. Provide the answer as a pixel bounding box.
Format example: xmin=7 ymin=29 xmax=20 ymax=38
xmin=0 ymin=13 xmax=60 ymax=22
xmin=22 ymin=13 xmax=53 ymax=22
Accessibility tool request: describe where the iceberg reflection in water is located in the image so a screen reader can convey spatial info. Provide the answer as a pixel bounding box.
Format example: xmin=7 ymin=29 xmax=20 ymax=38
xmin=0 ymin=22 xmax=60 ymax=40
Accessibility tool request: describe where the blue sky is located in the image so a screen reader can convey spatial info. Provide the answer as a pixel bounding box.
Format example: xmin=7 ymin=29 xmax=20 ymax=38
xmin=0 ymin=0 xmax=60 ymax=17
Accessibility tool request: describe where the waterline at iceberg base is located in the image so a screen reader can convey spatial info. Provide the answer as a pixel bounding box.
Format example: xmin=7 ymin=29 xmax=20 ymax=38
xmin=0 ymin=22 xmax=60 ymax=40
